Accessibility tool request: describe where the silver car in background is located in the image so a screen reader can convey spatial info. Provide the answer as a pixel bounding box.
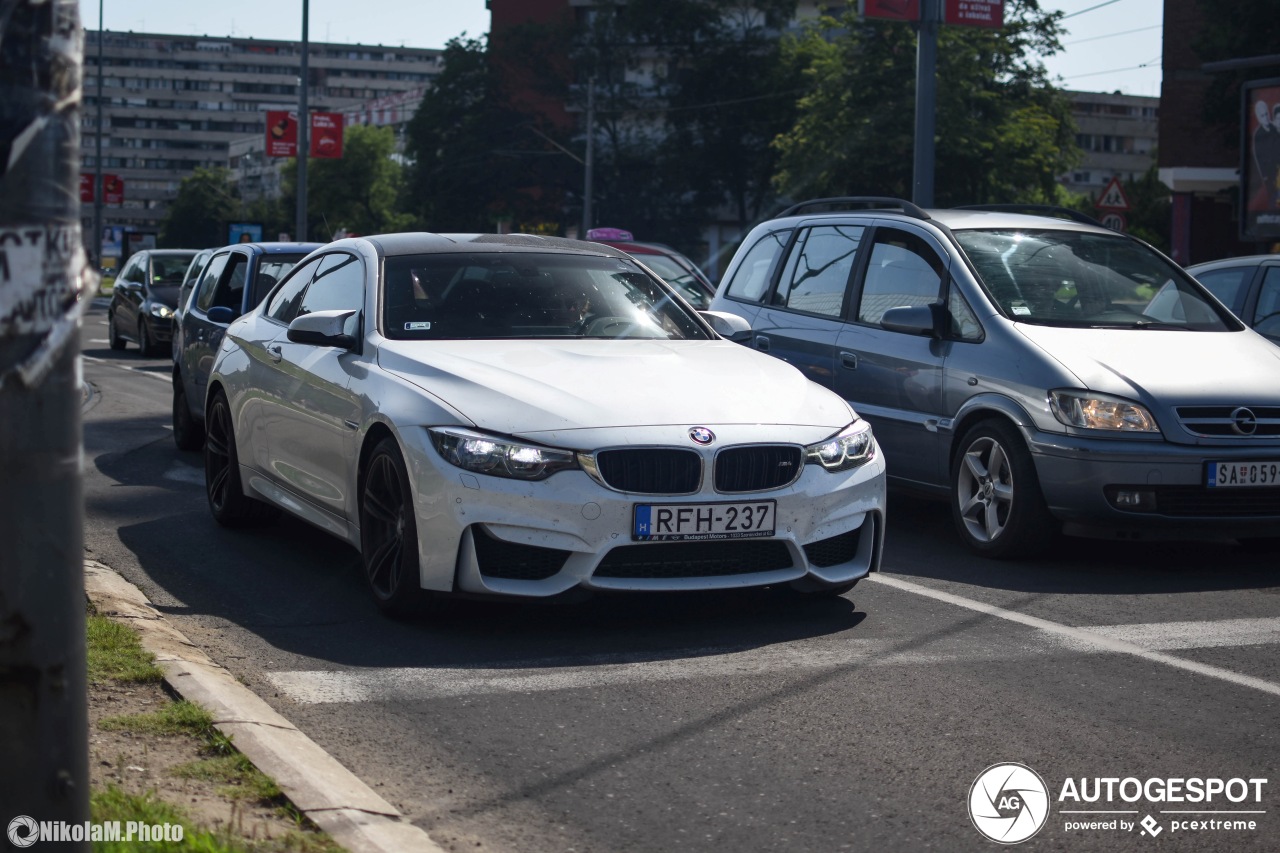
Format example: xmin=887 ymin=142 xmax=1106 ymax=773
xmin=710 ymin=199 xmax=1280 ymax=557
xmin=204 ymin=233 xmax=885 ymax=614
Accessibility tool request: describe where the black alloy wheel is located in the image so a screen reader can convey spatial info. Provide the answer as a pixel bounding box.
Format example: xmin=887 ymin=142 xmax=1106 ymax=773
xmin=360 ymin=438 xmax=434 ymax=616
xmin=204 ymin=391 xmax=277 ymax=526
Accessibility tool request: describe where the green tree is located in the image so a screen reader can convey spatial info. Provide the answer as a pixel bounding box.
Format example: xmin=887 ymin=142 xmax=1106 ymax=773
xmin=772 ymin=1 xmax=1077 ymax=206
xmin=159 ymin=167 xmax=238 ymax=247
xmin=282 ymin=124 xmax=413 ymax=239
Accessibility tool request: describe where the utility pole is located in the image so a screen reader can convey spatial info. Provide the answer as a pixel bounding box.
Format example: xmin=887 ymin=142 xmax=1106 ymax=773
xmin=912 ymin=0 xmax=939 ymax=208
xmin=582 ymin=77 xmax=595 ymax=237
xmin=0 ymin=0 xmax=91 ymax=844
xmin=296 ymin=0 xmax=309 ymax=241
xmin=93 ymin=0 xmax=104 ymax=270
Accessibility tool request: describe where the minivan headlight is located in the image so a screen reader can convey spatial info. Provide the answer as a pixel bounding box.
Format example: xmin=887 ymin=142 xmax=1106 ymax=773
xmin=428 ymin=427 xmax=578 ymax=480
xmin=805 ymin=420 xmax=876 ymax=471
xmin=1049 ymin=390 xmax=1160 ymax=433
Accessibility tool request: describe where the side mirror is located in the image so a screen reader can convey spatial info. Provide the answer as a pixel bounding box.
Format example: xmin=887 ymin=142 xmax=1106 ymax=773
xmin=206 ymin=306 xmax=239 ymax=325
xmin=699 ymin=310 xmax=752 ymax=343
xmin=287 ymin=309 xmax=359 ymax=349
xmin=880 ymin=304 xmax=945 ymax=338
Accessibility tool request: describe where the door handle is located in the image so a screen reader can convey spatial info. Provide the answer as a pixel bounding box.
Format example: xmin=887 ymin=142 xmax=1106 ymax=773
xmin=267 ymin=344 xmax=282 ymax=363
xmin=755 ymin=334 xmax=770 ymax=352
xmin=840 ymin=351 xmax=858 ymax=370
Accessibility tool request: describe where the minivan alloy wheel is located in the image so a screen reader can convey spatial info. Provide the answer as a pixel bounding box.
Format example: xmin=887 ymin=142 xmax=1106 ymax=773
xmin=957 ymin=436 xmax=1013 ymax=543
xmin=950 ymin=420 xmax=1055 ymax=559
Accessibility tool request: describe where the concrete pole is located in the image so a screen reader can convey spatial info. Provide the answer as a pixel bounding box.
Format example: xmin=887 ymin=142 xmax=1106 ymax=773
xmin=93 ymin=0 xmax=103 ymax=268
xmin=912 ymin=0 xmax=939 ymax=208
xmin=582 ymin=77 xmax=595 ymax=237
xmin=0 ymin=0 xmax=91 ymax=844
xmin=296 ymin=0 xmax=310 ymax=241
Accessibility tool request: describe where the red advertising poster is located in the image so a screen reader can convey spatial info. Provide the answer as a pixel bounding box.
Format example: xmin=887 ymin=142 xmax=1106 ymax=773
xmin=310 ymin=112 xmax=344 ymax=159
xmin=945 ymin=0 xmax=1003 ymax=28
xmin=103 ymin=174 xmax=124 ymax=205
xmin=1242 ymin=80 xmax=1280 ymax=240
xmin=863 ymin=0 xmax=920 ymax=21
xmin=80 ymin=174 xmax=93 ymax=203
xmin=266 ymin=110 xmax=298 ymax=158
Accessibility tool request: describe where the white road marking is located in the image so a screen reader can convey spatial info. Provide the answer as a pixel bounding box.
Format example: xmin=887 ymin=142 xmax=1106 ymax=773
xmin=82 ymin=354 xmax=170 ymax=382
xmin=1072 ymin=617 xmax=1280 ymax=651
xmin=89 ymin=338 xmax=109 ymax=343
xmin=867 ymin=573 xmax=1280 ymax=698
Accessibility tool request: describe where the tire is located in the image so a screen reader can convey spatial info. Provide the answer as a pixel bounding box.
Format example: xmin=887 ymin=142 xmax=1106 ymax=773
xmin=172 ymin=381 xmax=205 ymax=451
xmin=360 ymin=437 xmax=437 ymax=616
xmin=107 ymin=311 xmax=126 ymax=350
xmin=204 ymin=390 xmax=278 ymax=527
xmin=950 ymin=419 xmax=1056 ymax=559
xmin=138 ymin=321 xmax=157 ymax=357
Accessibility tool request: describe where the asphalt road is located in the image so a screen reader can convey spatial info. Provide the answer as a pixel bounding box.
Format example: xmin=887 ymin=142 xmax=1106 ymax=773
xmin=80 ymin=301 xmax=1280 ymax=852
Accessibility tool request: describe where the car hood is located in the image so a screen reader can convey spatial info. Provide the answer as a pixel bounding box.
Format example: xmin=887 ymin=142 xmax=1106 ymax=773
xmin=377 ymin=338 xmax=852 ymax=436
xmin=1014 ymin=325 xmax=1280 ymax=404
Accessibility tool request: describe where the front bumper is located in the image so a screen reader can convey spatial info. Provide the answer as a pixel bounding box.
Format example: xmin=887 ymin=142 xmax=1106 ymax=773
xmin=399 ymin=427 xmax=887 ymax=597
xmin=1027 ymin=428 xmax=1280 ymax=538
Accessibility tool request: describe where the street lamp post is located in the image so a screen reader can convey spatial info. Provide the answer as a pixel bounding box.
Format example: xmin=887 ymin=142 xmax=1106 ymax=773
xmin=93 ymin=0 xmax=104 ymax=266
xmin=296 ymin=0 xmax=309 ymax=242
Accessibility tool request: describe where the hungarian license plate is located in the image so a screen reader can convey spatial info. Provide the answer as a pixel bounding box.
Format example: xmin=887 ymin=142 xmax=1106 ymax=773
xmin=1206 ymin=461 xmax=1280 ymax=488
xmin=633 ymin=500 xmax=775 ymax=541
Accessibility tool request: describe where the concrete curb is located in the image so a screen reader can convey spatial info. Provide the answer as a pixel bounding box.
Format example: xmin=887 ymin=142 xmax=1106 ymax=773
xmin=84 ymin=560 xmax=445 ymax=853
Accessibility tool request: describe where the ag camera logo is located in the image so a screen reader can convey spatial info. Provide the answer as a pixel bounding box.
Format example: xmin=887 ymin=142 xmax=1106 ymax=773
xmin=8 ymin=816 xmax=38 ymax=848
xmin=969 ymin=763 xmax=1050 ymax=844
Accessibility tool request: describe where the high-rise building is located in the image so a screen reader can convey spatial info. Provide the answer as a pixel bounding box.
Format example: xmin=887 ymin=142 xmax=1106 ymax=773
xmin=81 ymin=30 xmax=443 ymax=256
xmin=1061 ymin=91 xmax=1160 ymax=201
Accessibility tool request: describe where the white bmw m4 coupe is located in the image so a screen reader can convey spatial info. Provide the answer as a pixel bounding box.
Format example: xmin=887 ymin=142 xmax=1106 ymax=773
xmin=204 ymin=233 xmax=885 ymax=614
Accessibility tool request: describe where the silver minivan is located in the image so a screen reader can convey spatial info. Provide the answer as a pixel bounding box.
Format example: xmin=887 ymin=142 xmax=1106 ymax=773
xmin=709 ymin=199 xmax=1280 ymax=557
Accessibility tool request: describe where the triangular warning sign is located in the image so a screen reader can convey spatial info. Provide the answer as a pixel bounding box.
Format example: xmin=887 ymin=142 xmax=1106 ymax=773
xmin=1096 ymin=177 xmax=1131 ymax=211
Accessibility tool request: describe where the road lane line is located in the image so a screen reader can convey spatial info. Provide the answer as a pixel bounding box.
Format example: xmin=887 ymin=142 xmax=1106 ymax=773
xmin=1072 ymin=616 xmax=1280 ymax=650
xmin=83 ymin=353 xmax=170 ymax=382
xmin=867 ymin=573 xmax=1280 ymax=698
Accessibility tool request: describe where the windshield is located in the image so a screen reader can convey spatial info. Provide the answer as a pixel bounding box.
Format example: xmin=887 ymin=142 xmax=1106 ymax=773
xmin=636 ymin=254 xmax=711 ymax=308
xmin=382 ymin=252 xmax=711 ymax=341
xmin=954 ymin=229 xmax=1237 ymax=331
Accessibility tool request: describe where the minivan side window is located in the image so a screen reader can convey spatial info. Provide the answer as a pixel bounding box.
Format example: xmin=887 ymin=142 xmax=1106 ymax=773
xmin=724 ymin=229 xmax=792 ymax=302
xmin=210 ymin=253 xmax=248 ymax=311
xmin=1253 ymin=267 xmax=1280 ymax=325
xmin=1195 ymin=267 xmax=1251 ymax=313
xmin=773 ymin=225 xmax=864 ymax=317
xmin=193 ymin=253 xmax=230 ymax=313
xmin=856 ymin=229 xmax=946 ymax=326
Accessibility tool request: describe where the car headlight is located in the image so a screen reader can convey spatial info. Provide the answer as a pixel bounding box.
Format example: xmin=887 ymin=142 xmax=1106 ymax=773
xmin=805 ymin=420 xmax=875 ymax=472
xmin=149 ymin=304 xmax=173 ymax=319
xmin=1049 ymin=390 xmax=1160 ymax=432
xmin=428 ymin=427 xmax=578 ymax=481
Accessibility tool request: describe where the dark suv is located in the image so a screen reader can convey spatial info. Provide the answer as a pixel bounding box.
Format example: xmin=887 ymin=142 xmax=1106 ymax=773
xmin=107 ymin=249 xmax=199 ymax=356
xmin=709 ymin=198 xmax=1280 ymax=556
xmin=171 ymin=242 xmax=322 ymax=449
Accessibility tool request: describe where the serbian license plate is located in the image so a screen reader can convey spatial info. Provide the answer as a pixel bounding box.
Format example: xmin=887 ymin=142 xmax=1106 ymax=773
xmin=633 ymin=500 xmax=776 ymax=541
xmin=1206 ymin=461 xmax=1280 ymax=488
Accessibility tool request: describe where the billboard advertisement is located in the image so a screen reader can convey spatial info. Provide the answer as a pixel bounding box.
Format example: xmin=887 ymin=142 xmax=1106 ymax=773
xmin=266 ymin=110 xmax=298 ymax=158
xmin=945 ymin=0 xmax=1002 ymax=28
xmin=1242 ymin=78 xmax=1280 ymax=241
xmin=863 ymin=0 xmax=920 ymax=20
xmin=80 ymin=173 xmax=124 ymax=203
xmin=310 ymin=112 xmax=344 ymax=159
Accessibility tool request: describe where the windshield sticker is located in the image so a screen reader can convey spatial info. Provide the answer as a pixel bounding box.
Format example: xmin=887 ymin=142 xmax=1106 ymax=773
xmin=404 ymin=321 xmax=432 ymax=331
xmin=1011 ymin=303 xmax=1032 ymax=316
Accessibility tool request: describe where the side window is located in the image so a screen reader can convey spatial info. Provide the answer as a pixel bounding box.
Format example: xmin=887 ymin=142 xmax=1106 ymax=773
xmin=267 ymin=256 xmax=322 ymax=324
xmin=194 ymin=253 xmax=230 ymax=313
xmin=117 ymin=256 xmax=141 ymax=284
xmin=298 ymin=253 xmax=364 ymax=316
xmin=724 ymin=229 xmax=792 ymax=302
xmin=1253 ymin=267 xmax=1280 ymax=324
xmin=856 ymin=229 xmax=946 ymax=326
xmin=210 ymin=254 xmax=248 ymax=310
xmin=772 ymin=225 xmax=864 ymax=317
xmin=948 ymin=286 xmax=983 ymax=342
xmin=1194 ymin=267 xmax=1250 ymax=312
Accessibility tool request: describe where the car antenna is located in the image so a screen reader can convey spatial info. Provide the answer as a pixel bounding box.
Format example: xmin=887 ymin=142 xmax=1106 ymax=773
xmin=321 ymin=213 xmax=332 ymax=241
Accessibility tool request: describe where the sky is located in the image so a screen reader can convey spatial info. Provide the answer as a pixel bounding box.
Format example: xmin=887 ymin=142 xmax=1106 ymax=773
xmin=79 ymin=0 xmax=1163 ymax=97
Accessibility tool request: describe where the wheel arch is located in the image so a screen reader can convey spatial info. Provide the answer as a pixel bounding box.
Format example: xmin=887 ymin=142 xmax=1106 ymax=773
xmin=948 ymin=394 xmax=1038 ymax=470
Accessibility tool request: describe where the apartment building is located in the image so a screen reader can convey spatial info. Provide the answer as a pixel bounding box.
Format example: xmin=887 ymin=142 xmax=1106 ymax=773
xmin=1061 ymin=90 xmax=1160 ymax=200
xmin=81 ymin=30 xmax=443 ymax=253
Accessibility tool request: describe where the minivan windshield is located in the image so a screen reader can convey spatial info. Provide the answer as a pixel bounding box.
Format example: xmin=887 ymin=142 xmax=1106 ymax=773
xmin=954 ymin=229 xmax=1238 ymax=331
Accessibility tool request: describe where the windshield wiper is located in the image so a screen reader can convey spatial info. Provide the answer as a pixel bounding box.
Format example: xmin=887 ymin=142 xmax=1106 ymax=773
xmin=1086 ymin=319 xmax=1189 ymax=330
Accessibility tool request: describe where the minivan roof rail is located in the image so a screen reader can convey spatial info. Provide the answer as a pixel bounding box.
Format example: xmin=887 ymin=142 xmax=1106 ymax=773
xmin=952 ymin=204 xmax=1103 ymax=226
xmin=776 ymin=197 xmax=931 ymax=221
